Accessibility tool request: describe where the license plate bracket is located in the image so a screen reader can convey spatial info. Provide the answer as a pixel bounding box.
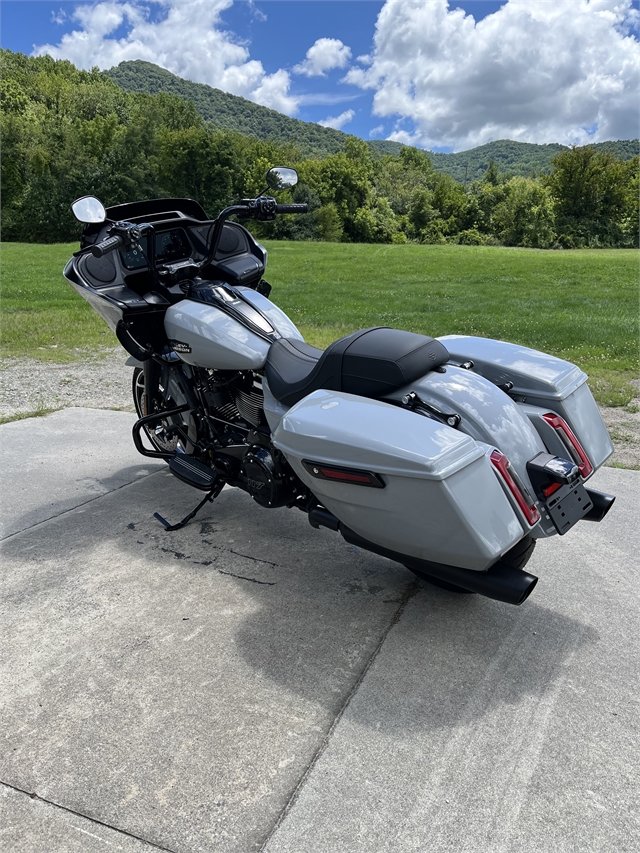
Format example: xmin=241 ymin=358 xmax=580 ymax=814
xmin=544 ymin=481 xmax=593 ymax=535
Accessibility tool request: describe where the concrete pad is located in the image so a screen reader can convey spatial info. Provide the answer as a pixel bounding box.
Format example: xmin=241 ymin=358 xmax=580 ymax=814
xmin=0 ymin=408 xmax=165 ymax=539
xmin=263 ymin=467 xmax=640 ymax=853
xmin=1 ymin=784 xmax=159 ymax=852
xmin=2 ymin=408 xmax=637 ymax=853
xmin=1 ymin=459 xmax=411 ymax=852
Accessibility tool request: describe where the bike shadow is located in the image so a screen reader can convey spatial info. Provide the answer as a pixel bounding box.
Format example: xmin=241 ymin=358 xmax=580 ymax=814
xmin=123 ymin=478 xmax=600 ymax=734
xmin=4 ymin=469 xmax=599 ymax=737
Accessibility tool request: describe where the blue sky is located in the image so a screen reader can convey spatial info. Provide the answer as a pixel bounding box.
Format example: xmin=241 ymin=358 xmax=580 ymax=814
xmin=2 ymin=0 xmax=639 ymax=151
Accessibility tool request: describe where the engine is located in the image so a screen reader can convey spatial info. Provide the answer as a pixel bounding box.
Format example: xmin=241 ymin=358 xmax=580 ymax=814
xmin=241 ymin=446 xmax=298 ymax=508
xmin=202 ymin=369 xmax=266 ymax=429
xmin=198 ymin=368 xmax=301 ymax=507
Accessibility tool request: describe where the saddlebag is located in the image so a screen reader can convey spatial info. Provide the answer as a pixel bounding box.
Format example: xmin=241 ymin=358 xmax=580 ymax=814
xmin=273 ymin=389 xmax=526 ymax=571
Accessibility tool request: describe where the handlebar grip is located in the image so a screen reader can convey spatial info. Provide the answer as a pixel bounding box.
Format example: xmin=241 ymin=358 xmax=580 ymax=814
xmin=91 ymin=235 xmax=124 ymax=258
xmin=275 ymin=204 xmax=308 ymax=214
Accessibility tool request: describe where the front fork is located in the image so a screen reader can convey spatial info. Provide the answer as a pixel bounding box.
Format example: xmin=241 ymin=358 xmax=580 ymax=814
xmin=142 ymin=357 xmax=162 ymax=416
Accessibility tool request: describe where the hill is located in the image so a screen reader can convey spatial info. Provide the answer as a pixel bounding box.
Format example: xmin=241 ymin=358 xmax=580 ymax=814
xmin=104 ymin=60 xmax=637 ymax=179
xmin=429 ymin=138 xmax=639 ymax=182
xmin=104 ymin=60 xmax=349 ymax=158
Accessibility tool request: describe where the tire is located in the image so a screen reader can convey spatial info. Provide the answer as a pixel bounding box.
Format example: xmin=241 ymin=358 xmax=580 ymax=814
xmin=499 ymin=535 xmax=536 ymax=571
xmin=405 ymin=536 xmax=536 ymax=594
xmin=132 ymin=367 xmax=183 ymax=455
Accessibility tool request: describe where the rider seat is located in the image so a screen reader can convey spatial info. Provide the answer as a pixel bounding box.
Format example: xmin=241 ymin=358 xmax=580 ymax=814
xmin=264 ymin=327 xmax=450 ymax=407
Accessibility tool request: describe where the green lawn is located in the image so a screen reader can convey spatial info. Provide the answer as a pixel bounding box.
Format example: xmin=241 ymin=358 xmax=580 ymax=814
xmin=1 ymin=240 xmax=638 ymax=405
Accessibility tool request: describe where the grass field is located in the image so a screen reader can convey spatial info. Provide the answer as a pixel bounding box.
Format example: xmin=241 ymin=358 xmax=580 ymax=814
xmin=1 ymin=241 xmax=638 ymax=406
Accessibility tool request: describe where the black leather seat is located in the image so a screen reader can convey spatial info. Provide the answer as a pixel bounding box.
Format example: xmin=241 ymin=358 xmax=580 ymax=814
xmin=265 ymin=327 xmax=449 ymax=407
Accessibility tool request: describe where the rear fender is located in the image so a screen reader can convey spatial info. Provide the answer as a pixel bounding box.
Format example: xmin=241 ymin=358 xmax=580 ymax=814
xmin=387 ymin=366 xmax=546 ymax=491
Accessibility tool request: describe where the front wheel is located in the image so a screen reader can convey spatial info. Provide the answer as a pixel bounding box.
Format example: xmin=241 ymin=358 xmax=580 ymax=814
xmin=405 ymin=536 xmax=536 ymax=594
xmin=132 ymin=367 xmax=183 ymax=455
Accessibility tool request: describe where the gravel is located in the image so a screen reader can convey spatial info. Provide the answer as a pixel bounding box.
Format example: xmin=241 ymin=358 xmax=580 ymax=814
xmin=0 ymin=350 xmax=136 ymax=417
xmin=1 ymin=351 xmax=638 ymax=468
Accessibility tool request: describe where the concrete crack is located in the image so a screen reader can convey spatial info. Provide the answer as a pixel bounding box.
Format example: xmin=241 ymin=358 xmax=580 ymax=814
xmin=0 ymin=781 xmax=180 ymax=852
xmin=217 ymin=569 xmax=276 ymax=585
xmin=257 ymin=578 xmax=419 ymax=852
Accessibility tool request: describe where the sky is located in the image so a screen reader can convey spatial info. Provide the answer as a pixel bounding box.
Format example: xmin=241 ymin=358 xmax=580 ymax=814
xmin=1 ymin=0 xmax=639 ymax=152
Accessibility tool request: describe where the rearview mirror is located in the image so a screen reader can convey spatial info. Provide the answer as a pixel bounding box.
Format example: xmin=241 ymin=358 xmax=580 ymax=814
xmin=71 ymin=196 xmax=106 ymax=224
xmin=265 ymin=167 xmax=298 ymax=191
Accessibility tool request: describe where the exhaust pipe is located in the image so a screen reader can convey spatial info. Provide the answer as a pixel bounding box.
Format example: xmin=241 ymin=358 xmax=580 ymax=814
xmin=309 ymin=508 xmax=538 ymax=606
xmin=399 ymin=552 xmax=538 ymax=605
xmin=583 ymin=488 xmax=615 ymax=522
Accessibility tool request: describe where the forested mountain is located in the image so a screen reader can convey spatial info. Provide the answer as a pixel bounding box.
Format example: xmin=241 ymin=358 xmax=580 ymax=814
xmin=104 ymin=60 xmax=637 ymax=177
xmin=104 ymin=60 xmax=349 ymax=158
xmin=2 ymin=49 xmax=637 ymax=249
xmin=429 ymin=139 xmax=639 ymax=182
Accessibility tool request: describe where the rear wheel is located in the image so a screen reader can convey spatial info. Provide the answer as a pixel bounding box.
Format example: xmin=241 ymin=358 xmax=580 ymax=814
xmin=132 ymin=367 xmax=183 ymax=455
xmin=405 ymin=536 xmax=536 ymax=594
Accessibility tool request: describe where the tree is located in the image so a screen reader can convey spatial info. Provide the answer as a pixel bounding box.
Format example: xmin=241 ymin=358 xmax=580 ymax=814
xmin=493 ymin=177 xmax=556 ymax=248
xmin=483 ymin=159 xmax=500 ymax=186
xmin=545 ymin=146 xmax=637 ymax=246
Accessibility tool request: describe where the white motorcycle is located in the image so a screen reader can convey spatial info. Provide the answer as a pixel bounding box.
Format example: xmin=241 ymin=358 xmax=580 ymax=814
xmin=65 ymin=167 xmax=615 ymax=606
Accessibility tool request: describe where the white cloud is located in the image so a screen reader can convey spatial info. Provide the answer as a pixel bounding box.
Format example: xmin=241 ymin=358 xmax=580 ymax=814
xmin=293 ymin=38 xmax=352 ymax=77
xmin=369 ymin=124 xmax=384 ymax=137
xmin=344 ymin=0 xmax=640 ymax=151
xmin=298 ymin=92 xmax=361 ymax=106
xmin=33 ymin=0 xmax=299 ymax=115
xmin=318 ymin=109 xmax=355 ymax=130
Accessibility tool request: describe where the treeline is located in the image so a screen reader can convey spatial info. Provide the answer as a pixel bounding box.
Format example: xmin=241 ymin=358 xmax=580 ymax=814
xmin=1 ymin=50 xmax=638 ymax=248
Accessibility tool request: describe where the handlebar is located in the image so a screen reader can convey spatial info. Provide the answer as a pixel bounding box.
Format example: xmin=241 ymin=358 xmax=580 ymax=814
xmin=91 ymin=234 xmax=124 ymax=258
xmin=275 ymin=204 xmax=308 ymax=214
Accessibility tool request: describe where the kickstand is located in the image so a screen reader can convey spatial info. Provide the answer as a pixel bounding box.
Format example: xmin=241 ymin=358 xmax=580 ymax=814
xmin=154 ymin=482 xmax=224 ymax=532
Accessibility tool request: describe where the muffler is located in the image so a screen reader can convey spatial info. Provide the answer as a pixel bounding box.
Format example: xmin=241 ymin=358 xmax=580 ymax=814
xmin=583 ymin=488 xmax=615 ymax=522
xmin=399 ymin=552 xmax=538 ymax=605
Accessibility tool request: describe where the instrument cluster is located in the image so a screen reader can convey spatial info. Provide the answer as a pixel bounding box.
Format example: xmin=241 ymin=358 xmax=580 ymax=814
xmin=120 ymin=228 xmax=193 ymax=270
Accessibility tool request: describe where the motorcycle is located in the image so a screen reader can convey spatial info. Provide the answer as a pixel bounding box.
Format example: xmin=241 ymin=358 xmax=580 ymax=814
xmin=65 ymin=167 xmax=615 ymax=606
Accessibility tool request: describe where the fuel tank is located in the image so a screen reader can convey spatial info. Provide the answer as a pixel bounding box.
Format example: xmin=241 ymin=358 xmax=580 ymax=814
xmin=164 ymin=286 xmax=302 ymax=370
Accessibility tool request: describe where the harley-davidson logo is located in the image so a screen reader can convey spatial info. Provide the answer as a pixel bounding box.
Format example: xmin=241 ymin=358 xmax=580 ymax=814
xmin=170 ymin=340 xmax=192 ymax=353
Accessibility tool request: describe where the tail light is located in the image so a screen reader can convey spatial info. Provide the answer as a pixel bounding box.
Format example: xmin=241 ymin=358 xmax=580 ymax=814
xmin=542 ymin=413 xmax=593 ymax=478
xmin=490 ymin=450 xmax=541 ymax=526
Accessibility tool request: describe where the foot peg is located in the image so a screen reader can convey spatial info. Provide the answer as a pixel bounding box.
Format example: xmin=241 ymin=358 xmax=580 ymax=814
xmin=169 ymin=454 xmax=218 ymax=490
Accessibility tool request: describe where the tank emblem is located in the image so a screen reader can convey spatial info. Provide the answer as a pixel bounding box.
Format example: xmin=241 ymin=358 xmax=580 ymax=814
xmin=169 ymin=340 xmax=192 ymax=353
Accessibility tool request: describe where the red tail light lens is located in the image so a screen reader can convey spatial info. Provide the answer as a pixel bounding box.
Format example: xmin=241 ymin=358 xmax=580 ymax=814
xmin=490 ymin=450 xmax=541 ymax=526
xmin=542 ymin=481 xmax=562 ymax=498
xmin=319 ymin=467 xmax=373 ymax=484
xmin=542 ymin=413 xmax=593 ymax=478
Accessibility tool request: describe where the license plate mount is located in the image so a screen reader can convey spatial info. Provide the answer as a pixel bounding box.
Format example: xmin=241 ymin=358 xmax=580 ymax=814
xmin=544 ymin=481 xmax=593 ymax=535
